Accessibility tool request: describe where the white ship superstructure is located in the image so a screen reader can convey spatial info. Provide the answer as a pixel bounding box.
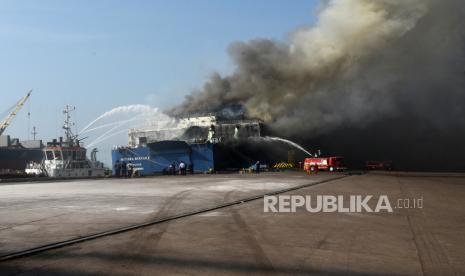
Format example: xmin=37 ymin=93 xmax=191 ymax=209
xmin=128 ymin=114 xmax=262 ymax=147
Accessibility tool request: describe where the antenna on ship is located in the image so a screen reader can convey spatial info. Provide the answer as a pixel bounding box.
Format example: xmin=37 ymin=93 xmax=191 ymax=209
xmin=63 ymin=105 xmax=76 ymax=143
xmin=31 ymin=126 xmax=38 ymax=140
xmin=27 ymin=111 xmax=31 ymax=140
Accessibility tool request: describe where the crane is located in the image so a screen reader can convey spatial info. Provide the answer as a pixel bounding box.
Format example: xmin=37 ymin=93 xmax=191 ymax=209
xmin=0 ymin=90 xmax=32 ymax=136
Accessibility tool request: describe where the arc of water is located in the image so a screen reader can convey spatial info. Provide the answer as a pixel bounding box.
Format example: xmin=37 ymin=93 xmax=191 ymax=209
xmin=265 ymin=136 xmax=313 ymax=156
xmin=87 ymin=122 xmax=126 ymax=149
xmin=87 ymin=128 xmax=131 ymax=149
xmin=80 ymin=115 xmax=147 ymax=134
xmin=80 ymin=104 xmax=158 ymax=134
xmin=250 ymin=136 xmax=313 ymax=157
xmin=86 ymin=118 xmax=152 ymax=149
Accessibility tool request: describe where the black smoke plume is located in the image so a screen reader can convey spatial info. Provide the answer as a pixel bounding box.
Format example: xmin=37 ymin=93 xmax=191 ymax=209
xmin=169 ymin=0 xmax=465 ymax=171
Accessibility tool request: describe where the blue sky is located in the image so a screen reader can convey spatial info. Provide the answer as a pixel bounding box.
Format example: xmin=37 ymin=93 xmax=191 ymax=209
xmin=0 ymin=0 xmax=318 ymax=162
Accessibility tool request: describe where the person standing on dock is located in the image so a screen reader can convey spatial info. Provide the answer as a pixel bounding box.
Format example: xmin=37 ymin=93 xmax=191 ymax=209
xmin=179 ymin=161 xmax=186 ymax=175
xmin=127 ymin=162 xmax=133 ymax=178
xmin=255 ymin=161 xmax=260 ymax=174
xmin=170 ymin=162 xmax=176 ymax=175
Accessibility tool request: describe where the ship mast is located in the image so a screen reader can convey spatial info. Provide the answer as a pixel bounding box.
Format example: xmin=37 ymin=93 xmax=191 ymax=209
xmin=31 ymin=126 xmax=38 ymax=140
xmin=62 ymin=105 xmax=76 ymax=143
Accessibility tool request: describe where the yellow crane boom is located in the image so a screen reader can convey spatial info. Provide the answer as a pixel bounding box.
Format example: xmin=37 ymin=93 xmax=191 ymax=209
xmin=0 ymin=90 xmax=32 ymax=136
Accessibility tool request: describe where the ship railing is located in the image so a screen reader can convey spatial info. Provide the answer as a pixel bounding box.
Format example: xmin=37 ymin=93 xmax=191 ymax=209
xmin=215 ymin=119 xmax=263 ymax=125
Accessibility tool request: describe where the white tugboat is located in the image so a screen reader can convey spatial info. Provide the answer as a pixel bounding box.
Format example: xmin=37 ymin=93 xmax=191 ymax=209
xmin=26 ymin=106 xmax=105 ymax=178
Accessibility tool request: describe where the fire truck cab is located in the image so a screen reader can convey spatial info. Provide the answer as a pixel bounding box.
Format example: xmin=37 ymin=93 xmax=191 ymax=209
xmin=304 ymin=156 xmax=345 ymax=172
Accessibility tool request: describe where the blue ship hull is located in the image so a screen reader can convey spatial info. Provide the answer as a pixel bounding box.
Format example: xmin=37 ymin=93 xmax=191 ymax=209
xmin=112 ymin=139 xmax=297 ymax=176
xmin=111 ymin=141 xmax=214 ymax=176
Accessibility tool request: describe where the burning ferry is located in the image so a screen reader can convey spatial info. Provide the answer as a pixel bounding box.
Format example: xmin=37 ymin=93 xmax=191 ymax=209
xmin=111 ymin=114 xmax=266 ymax=175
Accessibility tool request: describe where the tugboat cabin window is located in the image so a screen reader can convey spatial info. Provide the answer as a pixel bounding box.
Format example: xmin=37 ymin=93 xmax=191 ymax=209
xmin=72 ymin=151 xmax=77 ymax=160
xmin=46 ymin=151 xmax=54 ymax=160
xmin=54 ymin=151 xmax=62 ymax=160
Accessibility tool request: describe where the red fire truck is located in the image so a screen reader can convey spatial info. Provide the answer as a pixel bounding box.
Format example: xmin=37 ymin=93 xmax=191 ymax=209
xmin=304 ymin=156 xmax=346 ymax=172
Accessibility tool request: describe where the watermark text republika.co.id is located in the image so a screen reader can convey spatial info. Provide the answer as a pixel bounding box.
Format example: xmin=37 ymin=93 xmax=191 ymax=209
xmin=264 ymin=195 xmax=423 ymax=213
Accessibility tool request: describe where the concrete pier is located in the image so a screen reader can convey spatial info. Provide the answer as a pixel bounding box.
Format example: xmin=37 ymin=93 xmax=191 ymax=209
xmin=1 ymin=172 xmax=464 ymax=275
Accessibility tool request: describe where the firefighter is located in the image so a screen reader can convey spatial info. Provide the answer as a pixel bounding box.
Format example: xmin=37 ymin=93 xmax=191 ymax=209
xmin=255 ymin=160 xmax=261 ymax=174
xmin=310 ymin=165 xmax=318 ymax=175
xmin=128 ymin=162 xmax=135 ymax=178
xmin=179 ymin=161 xmax=186 ymax=175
